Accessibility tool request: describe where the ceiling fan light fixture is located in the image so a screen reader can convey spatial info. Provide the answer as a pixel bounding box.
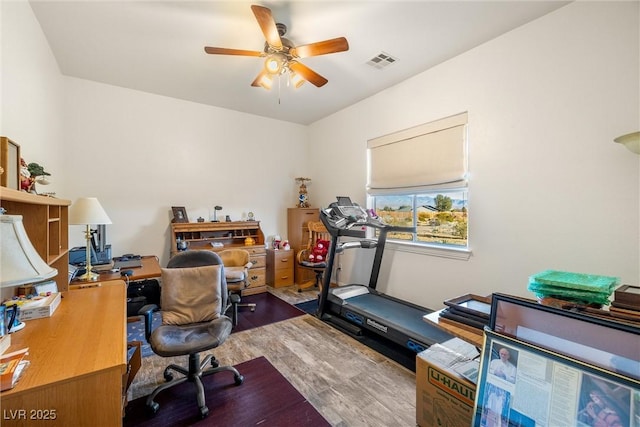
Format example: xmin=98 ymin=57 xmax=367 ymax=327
xmin=289 ymin=71 xmax=305 ymax=89
xmin=256 ymin=73 xmax=274 ymax=90
xmin=264 ymin=53 xmax=286 ymax=74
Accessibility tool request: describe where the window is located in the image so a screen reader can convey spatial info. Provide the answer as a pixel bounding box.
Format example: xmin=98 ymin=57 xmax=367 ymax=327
xmin=372 ymin=190 xmax=468 ymax=247
xmin=367 ymin=112 xmax=469 ymax=256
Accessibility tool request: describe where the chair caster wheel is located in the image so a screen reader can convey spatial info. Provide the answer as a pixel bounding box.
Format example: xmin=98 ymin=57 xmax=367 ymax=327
xmin=234 ymin=374 xmax=244 ymax=385
xmin=199 ymin=406 xmax=209 ymax=419
xmin=147 ymin=401 xmax=160 ymax=415
xmin=163 ymin=369 xmax=174 ymax=382
xmin=211 ymin=358 xmax=219 ymax=368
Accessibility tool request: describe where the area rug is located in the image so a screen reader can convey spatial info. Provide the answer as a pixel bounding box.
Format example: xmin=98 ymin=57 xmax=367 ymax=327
xmin=123 ymin=356 xmax=329 ymax=427
xmin=129 ymin=293 xmax=306 ymax=357
xmin=294 ymin=298 xmax=319 ymax=315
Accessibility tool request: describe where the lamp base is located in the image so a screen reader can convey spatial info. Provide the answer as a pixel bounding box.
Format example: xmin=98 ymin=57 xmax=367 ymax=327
xmin=77 ymin=270 xmax=100 ymax=281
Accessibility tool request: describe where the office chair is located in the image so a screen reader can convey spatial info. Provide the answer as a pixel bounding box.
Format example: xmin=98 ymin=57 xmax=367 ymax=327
xmin=218 ymin=249 xmax=256 ymax=325
xmin=139 ymin=251 xmax=243 ymax=418
xmin=296 ymin=221 xmax=331 ymax=292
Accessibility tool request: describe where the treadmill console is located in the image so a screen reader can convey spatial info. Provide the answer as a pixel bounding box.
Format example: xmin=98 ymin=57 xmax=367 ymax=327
xmin=322 ymin=196 xmax=416 ymax=234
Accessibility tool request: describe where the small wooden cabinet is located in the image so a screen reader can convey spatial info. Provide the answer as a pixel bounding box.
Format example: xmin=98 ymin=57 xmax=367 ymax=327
xmin=0 ymin=188 xmax=70 ymax=292
xmin=266 ymin=249 xmax=294 ymax=288
xmin=287 ymin=208 xmax=319 ymax=286
xmin=170 ymin=221 xmax=267 ymax=294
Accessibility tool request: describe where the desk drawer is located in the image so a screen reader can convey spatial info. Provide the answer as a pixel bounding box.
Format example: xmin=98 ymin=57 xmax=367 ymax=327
xmin=245 ymin=267 xmax=266 ymax=295
xmin=249 ymin=254 xmax=266 ymax=269
xmin=272 ymin=269 xmax=294 ymax=287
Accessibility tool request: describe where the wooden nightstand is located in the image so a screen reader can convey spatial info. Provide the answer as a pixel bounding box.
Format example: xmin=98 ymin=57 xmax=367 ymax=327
xmin=266 ymin=249 xmax=294 ymax=288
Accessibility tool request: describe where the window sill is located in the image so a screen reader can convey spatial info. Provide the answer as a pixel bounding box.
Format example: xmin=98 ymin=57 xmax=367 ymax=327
xmin=386 ymin=241 xmax=472 ymax=260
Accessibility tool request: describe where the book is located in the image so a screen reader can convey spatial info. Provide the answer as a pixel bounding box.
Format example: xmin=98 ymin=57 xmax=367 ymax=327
xmin=0 ymin=335 xmax=11 ymax=355
xmin=19 ymin=292 xmax=61 ymax=321
xmin=0 ymin=348 xmax=29 ymax=391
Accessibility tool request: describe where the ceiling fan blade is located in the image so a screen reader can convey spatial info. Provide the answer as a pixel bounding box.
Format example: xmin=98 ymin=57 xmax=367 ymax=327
xmin=291 ymin=37 xmax=349 ymax=59
xmin=251 ymin=5 xmax=282 ymax=49
xmin=289 ymin=61 xmax=328 ymax=88
xmin=204 ymin=46 xmax=263 ymax=57
xmin=250 ymin=70 xmax=274 ymax=90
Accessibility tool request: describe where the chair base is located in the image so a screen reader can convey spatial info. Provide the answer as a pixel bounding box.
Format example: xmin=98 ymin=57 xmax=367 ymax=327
xmin=230 ymin=301 xmax=257 ymax=325
xmin=146 ymin=353 xmax=244 ymax=418
xmin=298 ymin=270 xmax=324 ymax=292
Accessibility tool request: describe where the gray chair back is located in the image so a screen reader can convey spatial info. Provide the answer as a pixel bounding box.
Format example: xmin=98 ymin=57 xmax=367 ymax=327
xmin=166 ymin=251 xmax=229 ymax=315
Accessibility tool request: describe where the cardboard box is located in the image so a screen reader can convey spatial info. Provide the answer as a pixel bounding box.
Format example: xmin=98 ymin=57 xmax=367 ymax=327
xmin=19 ymin=293 xmax=61 ymax=321
xmin=416 ymin=341 xmax=478 ymax=427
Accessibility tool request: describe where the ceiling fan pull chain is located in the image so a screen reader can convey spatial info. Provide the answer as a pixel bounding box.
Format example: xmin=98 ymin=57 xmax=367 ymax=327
xmin=278 ymin=73 xmax=282 ymax=105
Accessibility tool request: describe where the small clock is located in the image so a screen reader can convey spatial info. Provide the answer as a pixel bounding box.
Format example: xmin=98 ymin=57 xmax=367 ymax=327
xmin=247 ymin=212 xmax=255 ymax=221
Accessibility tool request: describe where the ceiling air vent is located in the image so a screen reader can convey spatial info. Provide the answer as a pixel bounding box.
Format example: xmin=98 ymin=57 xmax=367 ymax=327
xmin=366 ymin=52 xmax=398 ymax=70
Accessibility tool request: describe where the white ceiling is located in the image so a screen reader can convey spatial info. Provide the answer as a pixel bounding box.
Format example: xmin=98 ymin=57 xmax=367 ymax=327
xmin=29 ymin=1 xmax=570 ymax=125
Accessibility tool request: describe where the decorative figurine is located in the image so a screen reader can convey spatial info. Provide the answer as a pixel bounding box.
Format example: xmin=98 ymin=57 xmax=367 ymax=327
xmin=295 ymin=177 xmax=311 ymax=208
xmin=212 ymin=205 xmax=222 ymax=222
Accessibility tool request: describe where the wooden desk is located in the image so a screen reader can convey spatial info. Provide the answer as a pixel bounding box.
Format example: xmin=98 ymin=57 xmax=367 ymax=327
xmin=423 ymin=309 xmax=484 ymax=348
xmin=1 ymin=282 xmax=127 ymax=426
xmin=72 ymin=255 xmax=161 ymax=285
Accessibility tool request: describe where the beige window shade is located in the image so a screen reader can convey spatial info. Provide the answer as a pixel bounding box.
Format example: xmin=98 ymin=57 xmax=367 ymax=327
xmin=367 ymin=112 xmax=468 ymax=195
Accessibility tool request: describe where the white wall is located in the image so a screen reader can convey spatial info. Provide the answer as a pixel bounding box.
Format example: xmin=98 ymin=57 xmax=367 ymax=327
xmin=1 ymin=0 xmax=65 ymax=192
xmin=308 ymin=1 xmax=640 ymax=309
xmin=61 ymin=78 xmax=308 ymax=265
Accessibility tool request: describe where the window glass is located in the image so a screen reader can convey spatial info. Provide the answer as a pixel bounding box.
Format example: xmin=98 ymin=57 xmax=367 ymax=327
xmin=372 ymin=189 xmax=468 ymax=248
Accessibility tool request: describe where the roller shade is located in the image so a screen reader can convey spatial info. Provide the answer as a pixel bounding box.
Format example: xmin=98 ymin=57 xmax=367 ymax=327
xmin=367 ymin=112 xmax=468 ymax=195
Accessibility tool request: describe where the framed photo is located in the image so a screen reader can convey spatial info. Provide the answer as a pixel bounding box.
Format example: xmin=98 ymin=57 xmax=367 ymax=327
xmin=0 ymin=137 xmax=21 ymax=190
xmin=614 ymin=284 xmax=640 ymax=308
xmin=472 ymin=330 xmax=640 ymax=427
xmin=490 ymin=293 xmax=640 ymax=379
xmin=443 ymin=294 xmax=492 ymax=319
xmin=171 ymin=206 xmax=189 ymax=223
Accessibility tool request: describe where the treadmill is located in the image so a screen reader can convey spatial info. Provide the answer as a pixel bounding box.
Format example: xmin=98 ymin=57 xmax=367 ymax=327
xmin=317 ymin=197 xmax=453 ymax=356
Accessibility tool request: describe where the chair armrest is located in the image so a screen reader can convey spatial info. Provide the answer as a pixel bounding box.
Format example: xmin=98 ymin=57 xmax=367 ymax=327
xmin=244 ymin=262 xmax=253 ymax=269
xmin=138 ymin=304 xmax=159 ymax=342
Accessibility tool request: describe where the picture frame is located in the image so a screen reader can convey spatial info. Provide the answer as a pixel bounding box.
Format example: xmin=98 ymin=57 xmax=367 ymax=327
xmin=0 ymin=137 xmax=21 ymax=190
xmin=614 ymin=284 xmax=640 ymax=308
xmin=171 ymin=206 xmax=189 ymax=223
xmin=443 ymin=293 xmax=492 ymax=319
xmin=472 ymin=329 xmax=640 ymax=427
xmin=490 ymin=293 xmax=640 ymax=379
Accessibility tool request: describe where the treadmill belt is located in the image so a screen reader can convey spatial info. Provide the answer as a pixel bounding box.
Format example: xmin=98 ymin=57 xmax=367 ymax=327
xmin=344 ymin=293 xmax=454 ymax=344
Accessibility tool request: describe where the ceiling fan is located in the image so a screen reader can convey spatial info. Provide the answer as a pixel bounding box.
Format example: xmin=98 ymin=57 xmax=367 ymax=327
xmin=204 ymin=5 xmax=349 ymax=90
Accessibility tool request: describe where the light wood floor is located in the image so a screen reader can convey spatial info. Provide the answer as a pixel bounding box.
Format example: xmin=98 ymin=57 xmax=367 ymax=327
xmin=127 ymin=286 xmax=417 ymax=426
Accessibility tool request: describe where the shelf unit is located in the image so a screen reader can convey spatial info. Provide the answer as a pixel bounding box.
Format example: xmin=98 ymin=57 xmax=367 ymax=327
xmin=170 ymin=221 xmax=267 ymax=294
xmin=0 ymin=188 xmax=71 ymax=293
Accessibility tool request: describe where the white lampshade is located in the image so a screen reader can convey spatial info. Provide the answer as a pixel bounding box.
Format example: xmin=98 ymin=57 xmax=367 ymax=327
xmin=614 ymin=131 xmax=640 ymax=155
xmin=1 ymin=215 xmax=57 ymax=288
xmin=69 ymin=197 xmax=112 ymax=225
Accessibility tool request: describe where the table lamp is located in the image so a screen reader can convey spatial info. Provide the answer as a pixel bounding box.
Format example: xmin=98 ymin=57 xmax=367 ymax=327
xmin=69 ymin=197 xmax=112 ymax=281
xmin=1 ymin=214 xmax=58 ymax=333
xmin=1 ymin=215 xmax=58 ymax=288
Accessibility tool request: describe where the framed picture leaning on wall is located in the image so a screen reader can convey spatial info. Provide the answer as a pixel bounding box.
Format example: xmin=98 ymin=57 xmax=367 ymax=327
xmin=171 ymin=206 xmax=189 ymax=223
xmin=472 ymin=329 xmax=640 ymax=427
xmin=0 ymin=137 xmax=20 ymax=190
